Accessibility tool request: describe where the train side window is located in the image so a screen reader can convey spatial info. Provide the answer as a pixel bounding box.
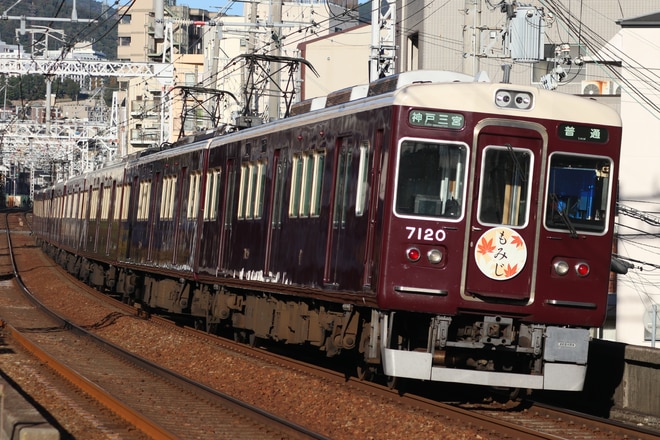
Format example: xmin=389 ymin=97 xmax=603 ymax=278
xmin=289 ymin=154 xmax=303 ymax=217
xmin=299 ymin=151 xmax=325 ymax=217
xmin=65 ymin=194 xmax=71 ymax=218
xmin=310 ymin=151 xmax=325 ymax=217
xmin=254 ymin=160 xmax=267 ymax=219
xmin=120 ymin=184 xmax=130 ymax=221
xmin=160 ymin=176 xmax=176 ymax=220
xmin=395 ymin=140 xmax=467 ymax=219
xmin=204 ymin=169 xmax=221 ymax=221
xmin=333 ymin=148 xmax=352 ymax=228
xmin=238 ymin=160 xmax=267 ymax=220
xmin=272 ymin=154 xmax=287 ymax=228
xmin=477 ymin=146 xmax=532 ymax=227
xmin=72 ymin=192 xmax=79 ymax=219
xmin=187 ymin=172 xmax=202 ymax=220
xmin=137 ymin=180 xmax=151 ymax=221
xmin=79 ymin=190 xmax=86 ymax=220
xmin=225 ymin=165 xmax=236 ymax=228
xmin=90 ymin=187 xmax=100 ymax=221
xmin=238 ymin=163 xmax=249 ymax=219
xmin=545 ymin=153 xmax=611 ymax=234
xmin=356 ymin=141 xmax=370 ymax=217
xmin=101 ymin=186 xmax=112 ymax=220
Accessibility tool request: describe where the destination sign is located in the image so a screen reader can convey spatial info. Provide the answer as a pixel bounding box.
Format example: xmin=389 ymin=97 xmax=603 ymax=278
xmin=409 ymin=110 xmax=464 ymax=129
xmin=558 ymin=123 xmax=608 ymax=143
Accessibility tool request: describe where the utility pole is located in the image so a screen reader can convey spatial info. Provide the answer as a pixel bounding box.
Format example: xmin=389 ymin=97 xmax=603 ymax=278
xmin=463 ymin=0 xmax=482 ymax=76
xmin=370 ymin=0 xmax=396 ymax=81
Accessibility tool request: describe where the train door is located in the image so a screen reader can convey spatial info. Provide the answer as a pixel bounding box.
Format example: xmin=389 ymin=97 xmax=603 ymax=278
xmin=147 ymin=172 xmax=160 ymax=261
xmin=324 ymin=136 xmax=353 ymax=287
xmin=362 ymin=131 xmax=383 ymax=289
xmin=105 ymin=181 xmax=116 ymax=256
xmin=463 ymin=122 xmax=545 ymax=302
xmin=264 ymin=148 xmax=287 ymax=274
xmin=217 ymin=158 xmax=237 ymax=271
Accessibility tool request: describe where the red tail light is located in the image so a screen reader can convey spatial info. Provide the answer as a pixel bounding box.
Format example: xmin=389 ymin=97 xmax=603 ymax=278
xmin=406 ymin=247 xmax=421 ymax=262
xmin=575 ymin=262 xmax=590 ymax=277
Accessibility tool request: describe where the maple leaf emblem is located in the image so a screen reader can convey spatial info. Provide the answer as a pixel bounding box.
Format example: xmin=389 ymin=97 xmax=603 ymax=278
xmin=504 ymin=263 xmax=519 ymax=277
xmin=477 ymin=237 xmax=496 ymax=256
xmin=510 ymin=235 xmax=524 ymax=249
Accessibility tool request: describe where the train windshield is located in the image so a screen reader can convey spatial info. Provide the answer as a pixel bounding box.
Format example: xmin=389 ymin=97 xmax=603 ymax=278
xmin=477 ymin=145 xmax=533 ymax=227
xmin=395 ymin=139 xmax=467 ymax=219
xmin=545 ymin=153 xmax=612 ymax=234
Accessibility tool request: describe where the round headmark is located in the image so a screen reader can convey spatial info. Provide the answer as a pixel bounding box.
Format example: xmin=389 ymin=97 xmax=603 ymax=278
xmin=474 ymin=227 xmax=527 ymax=280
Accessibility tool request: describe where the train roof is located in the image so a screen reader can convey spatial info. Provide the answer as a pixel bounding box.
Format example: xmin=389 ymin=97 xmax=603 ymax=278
xmin=103 ymin=70 xmax=622 ymax=170
xmin=290 ymin=69 xmax=621 ymax=128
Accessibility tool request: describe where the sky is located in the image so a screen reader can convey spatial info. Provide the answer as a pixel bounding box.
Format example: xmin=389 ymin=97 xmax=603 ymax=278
xmin=178 ymin=0 xmax=243 ymax=15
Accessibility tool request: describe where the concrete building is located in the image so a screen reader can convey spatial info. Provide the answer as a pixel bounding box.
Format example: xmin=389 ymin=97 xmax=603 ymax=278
xmin=297 ymin=24 xmax=371 ymax=100
xmin=607 ymin=12 xmax=660 ymax=347
xmin=117 ymin=0 xmax=212 ymax=153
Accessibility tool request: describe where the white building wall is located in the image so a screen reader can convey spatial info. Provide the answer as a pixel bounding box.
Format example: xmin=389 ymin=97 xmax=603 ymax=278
xmin=299 ymin=26 xmax=371 ymax=99
xmin=614 ymin=26 xmax=660 ymax=346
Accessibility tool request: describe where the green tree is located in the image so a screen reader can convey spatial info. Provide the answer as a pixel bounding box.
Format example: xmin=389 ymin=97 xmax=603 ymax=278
xmin=4 ymin=74 xmax=47 ymax=101
xmin=53 ymin=77 xmax=81 ymax=100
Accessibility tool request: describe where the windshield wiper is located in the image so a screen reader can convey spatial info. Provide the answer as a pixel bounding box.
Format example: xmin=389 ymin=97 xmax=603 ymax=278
xmin=550 ymin=193 xmax=578 ymax=239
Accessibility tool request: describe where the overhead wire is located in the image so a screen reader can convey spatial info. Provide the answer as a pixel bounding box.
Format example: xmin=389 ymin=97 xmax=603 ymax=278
xmin=540 ymin=0 xmax=660 ymax=117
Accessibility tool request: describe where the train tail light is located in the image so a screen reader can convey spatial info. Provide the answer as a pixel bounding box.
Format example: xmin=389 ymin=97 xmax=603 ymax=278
xmin=575 ymin=262 xmax=590 ymax=277
xmin=406 ymin=247 xmax=421 ymax=262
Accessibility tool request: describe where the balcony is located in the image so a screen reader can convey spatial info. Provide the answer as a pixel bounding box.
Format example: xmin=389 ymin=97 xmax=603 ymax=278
xmin=130 ymin=128 xmax=160 ymax=146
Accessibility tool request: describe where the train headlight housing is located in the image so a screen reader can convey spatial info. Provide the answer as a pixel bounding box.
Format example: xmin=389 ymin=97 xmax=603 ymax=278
xmin=553 ymin=260 xmax=570 ymax=276
xmin=406 ymin=247 xmax=421 ymax=262
xmin=495 ymin=90 xmax=512 ymax=107
xmin=427 ymin=249 xmax=443 ymax=264
xmin=514 ymin=93 xmax=532 ymax=109
xmin=575 ymin=262 xmax=590 ymax=277
xmin=495 ymin=89 xmax=533 ymax=110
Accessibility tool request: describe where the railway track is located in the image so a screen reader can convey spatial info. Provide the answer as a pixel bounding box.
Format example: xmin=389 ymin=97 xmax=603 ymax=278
xmin=3 ymin=210 xmax=659 ymax=439
xmin=0 ymin=211 xmax=326 ymax=440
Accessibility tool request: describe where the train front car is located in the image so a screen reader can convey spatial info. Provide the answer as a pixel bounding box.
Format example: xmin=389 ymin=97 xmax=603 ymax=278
xmin=375 ymin=82 xmax=621 ymax=391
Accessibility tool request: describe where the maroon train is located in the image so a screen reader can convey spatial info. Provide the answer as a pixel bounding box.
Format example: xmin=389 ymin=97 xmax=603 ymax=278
xmin=32 ymin=70 xmax=622 ymax=391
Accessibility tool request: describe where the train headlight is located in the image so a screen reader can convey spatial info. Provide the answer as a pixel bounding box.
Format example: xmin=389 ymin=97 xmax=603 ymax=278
xmin=427 ymin=249 xmax=443 ymax=264
xmin=514 ymin=93 xmax=532 ymax=109
xmin=553 ymin=260 xmax=570 ymax=276
xmin=406 ymin=247 xmax=421 ymax=262
xmin=495 ymin=90 xmax=533 ymax=110
xmin=495 ymin=90 xmax=512 ymax=107
xmin=575 ymin=262 xmax=590 ymax=277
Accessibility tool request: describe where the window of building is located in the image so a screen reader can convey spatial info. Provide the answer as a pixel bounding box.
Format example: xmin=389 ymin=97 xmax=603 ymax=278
xmin=407 ymin=33 xmax=419 ymax=71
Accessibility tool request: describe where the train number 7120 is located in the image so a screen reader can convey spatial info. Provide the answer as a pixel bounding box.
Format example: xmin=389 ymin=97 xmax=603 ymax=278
xmin=406 ymin=226 xmax=447 ymax=242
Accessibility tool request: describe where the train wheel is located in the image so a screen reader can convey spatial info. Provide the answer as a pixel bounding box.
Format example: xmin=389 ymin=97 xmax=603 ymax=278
xmin=386 ymin=375 xmax=398 ymax=389
xmin=248 ymin=333 xmax=261 ymax=348
xmin=233 ymin=330 xmax=248 ymax=343
xmin=491 ymin=386 xmax=521 ymax=402
xmin=356 ymin=363 xmax=376 ymax=381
